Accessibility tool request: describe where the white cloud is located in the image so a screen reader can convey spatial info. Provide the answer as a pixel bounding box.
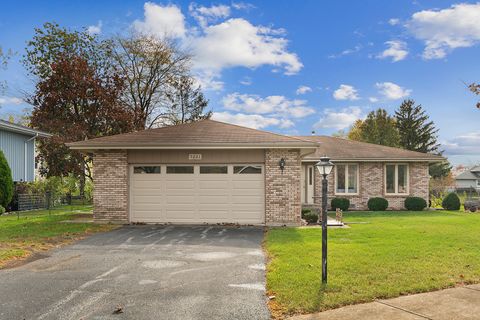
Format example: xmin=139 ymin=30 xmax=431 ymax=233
xmin=133 ymin=3 xmax=302 ymax=91
xmin=232 ymin=2 xmax=255 ymax=10
xmin=333 ymin=84 xmax=359 ymax=101
xmin=133 ymin=2 xmax=186 ymax=38
xmin=0 ymin=96 xmax=23 ymax=105
xmin=328 ymin=45 xmax=362 ymax=59
xmin=239 ymin=77 xmax=252 ymax=85
xmin=388 ymin=18 xmax=400 ymax=26
xmin=87 ymin=21 xmax=102 ymax=35
xmin=443 ymin=131 xmax=480 ymax=156
xmin=222 ymin=93 xmax=314 ymax=118
xmin=375 ymin=82 xmax=411 ymax=100
xmin=407 ymin=3 xmax=480 ymax=59
xmin=212 ymin=111 xmax=293 ymax=129
xmin=189 ymin=3 xmax=230 ymax=27
xmin=191 ymin=18 xmax=302 ymax=75
xmin=369 ymin=97 xmax=379 ymax=103
xmin=314 ymin=107 xmax=364 ymax=130
xmin=377 ymin=40 xmax=408 ymax=62
xmin=296 ymin=85 xmax=312 ymax=95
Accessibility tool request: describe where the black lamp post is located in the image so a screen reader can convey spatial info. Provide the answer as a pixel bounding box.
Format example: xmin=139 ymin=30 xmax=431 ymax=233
xmin=315 ymin=156 xmax=334 ymax=283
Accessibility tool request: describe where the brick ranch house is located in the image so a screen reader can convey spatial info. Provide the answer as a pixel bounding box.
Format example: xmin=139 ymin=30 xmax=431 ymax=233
xmin=67 ymin=120 xmax=443 ymax=226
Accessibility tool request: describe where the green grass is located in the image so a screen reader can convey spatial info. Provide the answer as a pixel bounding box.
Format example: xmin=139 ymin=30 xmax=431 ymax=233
xmin=265 ymin=210 xmax=480 ymax=316
xmin=0 ymin=205 xmax=116 ymax=268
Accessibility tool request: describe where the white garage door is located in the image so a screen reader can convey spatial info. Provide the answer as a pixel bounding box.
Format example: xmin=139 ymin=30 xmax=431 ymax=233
xmin=130 ymin=164 xmax=265 ymax=224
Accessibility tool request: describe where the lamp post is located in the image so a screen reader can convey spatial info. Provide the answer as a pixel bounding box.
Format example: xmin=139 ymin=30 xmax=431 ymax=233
xmin=315 ymin=156 xmax=334 ymax=284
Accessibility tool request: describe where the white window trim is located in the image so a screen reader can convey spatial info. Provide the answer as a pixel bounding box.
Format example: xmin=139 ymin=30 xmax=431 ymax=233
xmin=334 ymin=163 xmax=360 ymax=195
xmin=384 ymin=163 xmax=410 ymax=195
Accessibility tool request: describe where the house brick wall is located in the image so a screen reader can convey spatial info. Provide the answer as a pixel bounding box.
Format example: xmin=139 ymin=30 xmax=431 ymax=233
xmin=93 ymin=150 xmax=129 ymax=223
xmin=314 ymin=162 xmax=429 ymax=210
xmin=265 ymin=149 xmax=302 ymax=225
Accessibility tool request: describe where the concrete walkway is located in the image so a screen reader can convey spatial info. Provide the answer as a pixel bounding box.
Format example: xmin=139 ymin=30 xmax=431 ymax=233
xmin=289 ymin=284 xmax=480 ymax=320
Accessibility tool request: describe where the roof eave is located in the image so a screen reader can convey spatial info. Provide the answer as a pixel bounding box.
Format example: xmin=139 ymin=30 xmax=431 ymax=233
xmin=0 ymin=123 xmax=52 ymax=137
xmin=301 ymin=157 xmax=445 ymax=163
xmin=68 ymin=143 xmax=318 ymax=151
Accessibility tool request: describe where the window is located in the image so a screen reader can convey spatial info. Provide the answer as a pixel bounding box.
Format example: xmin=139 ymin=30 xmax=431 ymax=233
xmin=385 ymin=164 xmax=409 ymax=194
xmin=308 ymin=167 xmax=313 ymax=185
xmin=233 ymin=165 xmax=262 ymax=174
xmin=335 ymin=164 xmax=358 ymax=194
xmin=134 ymin=166 xmax=161 ymax=174
xmin=200 ymin=166 xmax=228 ymax=174
xmin=166 ymin=166 xmax=194 ymax=174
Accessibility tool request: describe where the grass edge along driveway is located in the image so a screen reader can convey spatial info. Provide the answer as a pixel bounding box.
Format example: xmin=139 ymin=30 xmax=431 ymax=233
xmin=0 ymin=205 xmax=117 ymax=268
xmin=265 ymin=210 xmax=480 ymax=318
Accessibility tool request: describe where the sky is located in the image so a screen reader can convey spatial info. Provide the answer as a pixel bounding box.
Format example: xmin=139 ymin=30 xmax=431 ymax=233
xmin=0 ymin=0 xmax=479 ymax=165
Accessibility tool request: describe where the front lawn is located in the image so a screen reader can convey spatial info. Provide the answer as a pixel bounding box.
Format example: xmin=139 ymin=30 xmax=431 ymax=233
xmin=0 ymin=205 xmax=117 ymax=268
xmin=265 ymin=210 xmax=480 ymax=317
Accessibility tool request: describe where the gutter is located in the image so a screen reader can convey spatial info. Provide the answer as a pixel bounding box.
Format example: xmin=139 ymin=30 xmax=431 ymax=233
xmin=24 ymin=133 xmax=38 ymax=181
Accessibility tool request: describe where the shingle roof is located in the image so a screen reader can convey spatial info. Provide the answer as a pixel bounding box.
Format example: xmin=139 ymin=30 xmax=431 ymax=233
xmin=296 ymin=136 xmax=444 ymax=162
xmin=0 ymin=119 xmax=51 ymax=137
xmin=456 ymin=170 xmax=480 ymax=180
xmin=67 ymin=119 xmax=318 ymax=149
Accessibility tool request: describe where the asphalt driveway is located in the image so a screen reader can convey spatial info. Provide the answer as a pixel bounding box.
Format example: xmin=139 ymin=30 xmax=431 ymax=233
xmin=0 ymin=225 xmax=270 ymax=320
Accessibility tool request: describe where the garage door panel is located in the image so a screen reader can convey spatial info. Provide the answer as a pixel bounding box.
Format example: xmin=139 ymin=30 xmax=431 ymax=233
xmin=232 ymin=195 xmax=263 ymax=204
xmin=130 ymin=164 xmax=264 ymax=223
xmin=132 ymin=180 xmax=165 ymax=189
xmin=165 ymin=209 xmax=197 ymax=219
xmin=198 ymin=180 xmax=229 ymax=189
xmin=166 ymin=195 xmax=195 ymax=204
xmin=166 ymin=180 xmax=195 ymax=189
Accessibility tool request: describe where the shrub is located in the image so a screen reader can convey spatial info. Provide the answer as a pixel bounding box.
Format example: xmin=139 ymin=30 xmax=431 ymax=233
xmin=367 ymin=197 xmax=388 ymax=211
xmin=0 ymin=150 xmax=13 ymax=208
xmin=442 ymin=192 xmax=460 ymax=210
xmin=301 ymin=208 xmax=311 ymax=219
xmin=404 ymin=197 xmax=427 ymax=211
xmin=331 ymin=198 xmax=350 ymax=211
xmin=303 ymin=211 xmax=319 ymax=224
xmin=0 ymin=205 xmax=5 ymax=215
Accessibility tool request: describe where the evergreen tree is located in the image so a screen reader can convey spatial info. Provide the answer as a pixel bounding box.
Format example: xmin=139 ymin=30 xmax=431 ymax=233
xmin=347 ymin=108 xmax=399 ymax=147
xmin=395 ymin=99 xmax=439 ymax=153
xmin=0 ymin=150 xmax=13 ymax=209
xmin=163 ymin=75 xmax=211 ymax=125
xmin=395 ymin=99 xmax=451 ymax=178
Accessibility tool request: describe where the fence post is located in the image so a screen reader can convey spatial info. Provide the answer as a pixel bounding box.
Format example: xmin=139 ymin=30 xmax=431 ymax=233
xmin=46 ymin=191 xmax=51 ymax=215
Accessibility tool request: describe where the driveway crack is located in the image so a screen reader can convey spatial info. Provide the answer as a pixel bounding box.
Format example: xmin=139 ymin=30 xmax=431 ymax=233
xmin=375 ymin=300 xmax=433 ymax=320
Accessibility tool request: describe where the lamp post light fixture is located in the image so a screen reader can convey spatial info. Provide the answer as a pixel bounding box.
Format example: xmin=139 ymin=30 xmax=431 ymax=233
xmin=279 ymin=158 xmax=286 ymax=173
xmin=315 ymin=155 xmax=334 ymax=284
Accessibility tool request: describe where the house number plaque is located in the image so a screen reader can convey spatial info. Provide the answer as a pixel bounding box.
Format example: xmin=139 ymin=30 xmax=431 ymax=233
xmin=188 ymin=154 xmax=202 ymax=160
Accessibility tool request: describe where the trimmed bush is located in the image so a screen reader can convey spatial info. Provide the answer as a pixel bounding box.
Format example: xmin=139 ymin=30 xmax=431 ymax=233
xmin=442 ymin=192 xmax=460 ymax=210
xmin=367 ymin=197 xmax=389 ymax=211
xmin=301 ymin=208 xmax=311 ymax=219
xmin=404 ymin=197 xmax=427 ymax=211
xmin=303 ymin=211 xmax=319 ymax=224
xmin=0 ymin=150 xmax=13 ymax=209
xmin=331 ymin=197 xmax=350 ymax=211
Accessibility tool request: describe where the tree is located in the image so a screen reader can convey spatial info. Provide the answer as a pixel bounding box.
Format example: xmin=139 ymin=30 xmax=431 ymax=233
xmin=24 ymin=23 xmax=134 ymax=195
xmin=469 ymin=83 xmax=480 ymax=109
xmin=331 ymin=129 xmax=348 ymax=139
xmin=0 ymin=46 xmax=13 ymax=94
xmin=395 ymin=99 xmax=451 ymax=178
xmin=395 ymin=99 xmax=439 ymax=153
xmin=23 ymin=22 xmax=110 ymax=80
xmin=164 ymin=75 xmax=211 ymax=125
xmin=0 ymin=150 xmax=13 ymax=209
xmin=109 ymin=34 xmax=190 ymax=129
xmin=347 ymin=109 xmax=400 ymax=147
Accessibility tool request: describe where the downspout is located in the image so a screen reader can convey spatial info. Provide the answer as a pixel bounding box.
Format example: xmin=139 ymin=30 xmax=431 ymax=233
xmin=24 ymin=133 xmax=38 ymax=182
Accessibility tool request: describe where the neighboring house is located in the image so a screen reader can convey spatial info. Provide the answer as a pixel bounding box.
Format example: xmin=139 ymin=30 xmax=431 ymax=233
xmin=67 ymin=120 xmax=443 ymax=225
xmin=0 ymin=119 xmax=51 ymax=182
xmin=455 ymin=166 xmax=480 ymax=191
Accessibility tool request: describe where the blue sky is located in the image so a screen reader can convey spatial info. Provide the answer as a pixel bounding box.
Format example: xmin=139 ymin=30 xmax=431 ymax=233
xmin=0 ymin=1 xmax=479 ymax=165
